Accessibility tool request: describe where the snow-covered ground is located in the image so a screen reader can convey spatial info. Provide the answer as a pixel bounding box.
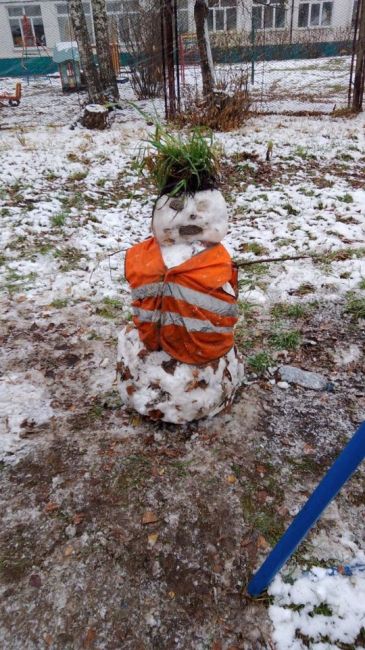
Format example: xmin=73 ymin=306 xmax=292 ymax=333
xmin=0 ymin=60 xmax=364 ymax=649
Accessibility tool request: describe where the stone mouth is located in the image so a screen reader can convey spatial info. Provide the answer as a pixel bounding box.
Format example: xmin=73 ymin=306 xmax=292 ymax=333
xmin=179 ymin=225 xmax=203 ymax=236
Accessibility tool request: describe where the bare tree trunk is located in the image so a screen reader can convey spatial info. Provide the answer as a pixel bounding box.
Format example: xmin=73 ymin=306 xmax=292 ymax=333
xmin=353 ymin=0 xmax=365 ymax=111
xmin=90 ymin=0 xmax=119 ymax=102
xmin=163 ymin=0 xmax=176 ymax=117
xmin=194 ymin=0 xmax=215 ymax=99
xmin=69 ymin=0 xmax=103 ymax=104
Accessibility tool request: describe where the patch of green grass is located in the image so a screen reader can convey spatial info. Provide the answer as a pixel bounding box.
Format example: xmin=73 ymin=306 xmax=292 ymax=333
xmin=115 ymin=455 xmax=151 ymax=493
xmin=298 ymin=187 xmax=315 ymax=197
xmin=96 ymin=296 xmax=125 ymax=319
xmin=253 ymin=511 xmax=284 ymax=546
xmin=238 ymin=300 xmax=258 ymax=319
xmin=96 ymin=178 xmax=107 ymax=187
xmin=51 ymin=212 xmax=67 ymax=227
xmin=294 ymin=146 xmax=316 ymax=161
xmin=234 ymin=321 xmax=254 ymax=352
xmin=344 ymin=294 xmax=365 ymax=321
xmin=38 ymin=243 xmax=54 ymax=255
xmin=336 ymin=193 xmax=353 ymax=203
xmin=103 ymin=296 xmax=124 ymax=309
xmin=293 ymin=282 xmax=316 ymax=296
xmin=242 ymin=242 xmax=269 ymax=256
xmin=44 ymin=170 xmax=59 ymax=181
xmin=51 ymin=298 xmax=68 ymax=308
xmin=271 ymin=303 xmax=306 ymax=319
xmin=358 ymin=278 xmax=365 ymax=290
xmin=0 ymin=208 xmax=11 ymax=217
xmin=0 ymin=556 xmax=32 ymax=582
xmin=241 ymin=263 xmax=270 ymax=283
xmin=286 ymin=455 xmax=322 ymax=475
xmin=169 ymin=459 xmax=194 ymax=477
xmin=283 ymin=203 xmax=300 ymax=216
xmin=68 ymin=170 xmax=88 ymax=182
xmin=322 ymin=247 xmax=365 ymax=263
xmin=60 ymin=191 xmax=85 ymax=211
xmin=2 ymin=270 xmax=37 ymax=295
xmin=269 ymin=330 xmax=301 ymax=350
xmin=70 ymin=402 xmax=105 ymax=431
xmin=87 ymin=330 xmax=103 ymax=340
xmin=247 ymin=351 xmax=272 ymax=374
xmin=90 ymin=404 xmax=104 ymax=418
xmin=330 ymin=84 xmax=346 ymax=93
xmin=54 ymin=247 xmax=84 ymax=271
xmin=275 ymin=238 xmax=294 ymax=248
xmin=0 ymin=253 xmax=5 ymax=266
xmin=339 ymin=153 xmax=354 ymax=162
xmin=241 ymin=490 xmax=285 ymax=547
xmin=7 ymin=234 xmax=27 ymax=251
xmin=309 ymin=602 xmax=333 ymax=617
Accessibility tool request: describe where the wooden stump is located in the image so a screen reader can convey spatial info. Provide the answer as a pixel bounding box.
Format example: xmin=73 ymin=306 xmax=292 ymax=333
xmin=81 ymin=104 xmax=108 ymax=130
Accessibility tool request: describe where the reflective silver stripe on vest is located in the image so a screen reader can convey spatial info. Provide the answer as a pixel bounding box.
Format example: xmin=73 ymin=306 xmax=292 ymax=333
xmin=133 ymin=307 xmax=161 ymax=323
xmin=162 ymin=282 xmax=237 ymax=318
xmin=162 ymin=311 xmax=232 ymax=334
xmin=132 ymin=282 xmax=237 ymax=318
xmin=132 ymin=282 xmax=164 ymax=300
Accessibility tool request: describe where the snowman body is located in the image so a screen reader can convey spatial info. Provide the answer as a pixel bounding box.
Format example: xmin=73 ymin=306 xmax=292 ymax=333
xmin=117 ymin=189 xmax=244 ymax=423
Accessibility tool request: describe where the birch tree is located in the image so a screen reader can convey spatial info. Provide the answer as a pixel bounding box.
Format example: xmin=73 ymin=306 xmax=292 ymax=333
xmin=90 ymin=0 xmax=119 ymax=102
xmin=69 ymin=0 xmax=103 ymax=104
xmin=353 ymin=0 xmax=365 ymax=111
xmin=194 ymin=0 xmax=215 ymax=99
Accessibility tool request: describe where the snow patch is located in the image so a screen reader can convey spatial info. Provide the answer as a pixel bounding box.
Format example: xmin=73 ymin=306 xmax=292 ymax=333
xmin=0 ymin=371 xmax=54 ymax=459
xmin=269 ymin=554 xmax=365 ymax=650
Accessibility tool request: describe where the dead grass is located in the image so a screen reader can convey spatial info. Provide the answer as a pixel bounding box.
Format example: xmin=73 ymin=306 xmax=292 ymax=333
xmin=177 ymin=74 xmax=251 ymax=131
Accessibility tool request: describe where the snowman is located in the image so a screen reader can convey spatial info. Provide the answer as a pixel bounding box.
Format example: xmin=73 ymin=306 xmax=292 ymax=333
xmin=117 ymin=135 xmax=244 ymax=423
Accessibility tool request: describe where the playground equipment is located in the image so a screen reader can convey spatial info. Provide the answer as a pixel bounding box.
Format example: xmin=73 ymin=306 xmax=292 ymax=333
xmin=110 ymin=42 xmax=120 ymax=76
xmin=20 ymin=13 xmax=52 ymax=77
xmin=53 ymin=42 xmax=82 ymax=92
xmin=53 ymin=41 xmax=121 ymax=93
xmin=0 ymin=82 xmax=22 ymax=106
xmin=247 ymin=420 xmax=365 ymax=597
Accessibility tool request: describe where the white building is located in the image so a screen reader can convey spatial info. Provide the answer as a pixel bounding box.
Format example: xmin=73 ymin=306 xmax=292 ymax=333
xmin=0 ymin=0 xmax=357 ymax=74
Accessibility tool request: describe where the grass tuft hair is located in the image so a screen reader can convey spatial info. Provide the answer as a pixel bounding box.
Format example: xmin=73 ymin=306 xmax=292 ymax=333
xmin=140 ymin=127 xmax=221 ymax=197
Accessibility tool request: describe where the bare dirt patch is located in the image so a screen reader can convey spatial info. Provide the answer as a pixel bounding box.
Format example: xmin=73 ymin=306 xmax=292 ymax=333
xmin=1 ymin=295 xmax=364 ymax=649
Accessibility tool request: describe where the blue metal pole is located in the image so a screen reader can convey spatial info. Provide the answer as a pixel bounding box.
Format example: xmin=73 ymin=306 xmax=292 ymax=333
xmin=247 ymin=420 xmax=365 ymax=597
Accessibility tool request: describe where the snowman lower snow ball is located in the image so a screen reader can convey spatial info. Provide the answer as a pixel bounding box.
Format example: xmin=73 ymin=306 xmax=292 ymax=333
xmin=117 ymin=137 xmax=244 ymax=423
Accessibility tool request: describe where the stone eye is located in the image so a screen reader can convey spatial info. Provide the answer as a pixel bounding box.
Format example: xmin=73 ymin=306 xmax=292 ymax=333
xmin=189 ymin=214 xmax=197 ymax=220
xmin=170 ymin=198 xmax=184 ymax=211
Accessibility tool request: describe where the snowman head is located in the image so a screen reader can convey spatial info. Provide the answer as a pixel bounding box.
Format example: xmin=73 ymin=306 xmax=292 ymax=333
xmin=152 ymin=189 xmax=228 ymax=246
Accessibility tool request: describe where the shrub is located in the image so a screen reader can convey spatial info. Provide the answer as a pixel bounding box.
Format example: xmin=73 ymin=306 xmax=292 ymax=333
xmin=120 ymin=0 xmax=163 ymax=99
xmin=177 ymin=69 xmax=250 ymax=132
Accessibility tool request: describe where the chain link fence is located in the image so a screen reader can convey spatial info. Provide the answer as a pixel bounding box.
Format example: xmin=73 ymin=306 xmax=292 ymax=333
xmin=0 ymin=0 xmax=358 ymax=115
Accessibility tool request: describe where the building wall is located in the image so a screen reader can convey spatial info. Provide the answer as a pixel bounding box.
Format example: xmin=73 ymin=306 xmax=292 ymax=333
xmin=0 ymin=0 xmax=357 ymax=63
xmin=0 ymin=3 xmax=16 ymax=59
xmin=0 ymin=0 xmax=62 ymax=60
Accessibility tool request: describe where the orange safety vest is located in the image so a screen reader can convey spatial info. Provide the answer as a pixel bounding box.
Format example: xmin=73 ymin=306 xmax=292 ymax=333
xmin=125 ymin=237 xmax=238 ymax=365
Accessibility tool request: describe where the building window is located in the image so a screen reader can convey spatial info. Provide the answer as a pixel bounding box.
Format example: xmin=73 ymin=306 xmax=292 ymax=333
xmin=118 ymin=0 xmax=140 ymax=41
xmin=7 ymin=5 xmax=46 ymax=47
xmin=177 ymin=0 xmax=189 ymax=34
xmin=252 ymin=1 xmax=286 ymax=30
xmin=106 ymin=0 xmax=122 ymax=40
xmin=56 ymin=2 xmax=95 ymax=42
xmin=208 ymin=0 xmax=237 ymax=32
xmin=298 ymin=2 xmax=333 ymax=28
